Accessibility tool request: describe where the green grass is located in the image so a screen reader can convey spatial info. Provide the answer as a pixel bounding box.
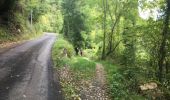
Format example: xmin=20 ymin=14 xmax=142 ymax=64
xmin=100 ymin=61 xmax=117 ymax=80
xmin=52 ymin=35 xmax=74 ymax=68
xmin=52 ymin=35 xmax=97 ymax=100
xmin=70 ymin=57 xmax=96 ymax=80
xmin=0 ymin=26 xmax=42 ymax=45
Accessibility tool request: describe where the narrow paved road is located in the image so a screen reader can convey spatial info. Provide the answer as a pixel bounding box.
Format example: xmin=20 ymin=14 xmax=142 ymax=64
xmin=0 ymin=33 xmax=63 ymax=100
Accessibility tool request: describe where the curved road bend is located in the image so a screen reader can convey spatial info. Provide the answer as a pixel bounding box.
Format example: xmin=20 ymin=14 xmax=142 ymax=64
xmin=0 ymin=33 xmax=63 ymax=100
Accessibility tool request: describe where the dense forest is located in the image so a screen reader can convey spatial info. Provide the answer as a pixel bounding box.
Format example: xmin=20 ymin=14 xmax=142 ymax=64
xmin=0 ymin=0 xmax=170 ymax=99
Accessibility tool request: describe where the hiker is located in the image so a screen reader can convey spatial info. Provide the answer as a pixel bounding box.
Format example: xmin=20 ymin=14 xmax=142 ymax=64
xmin=75 ymin=47 xmax=79 ymax=55
xmin=80 ymin=49 xmax=83 ymax=56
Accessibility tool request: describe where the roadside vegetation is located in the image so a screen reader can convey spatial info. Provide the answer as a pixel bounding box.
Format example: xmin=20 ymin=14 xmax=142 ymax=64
xmin=52 ymin=0 xmax=170 ymax=99
xmin=0 ymin=0 xmax=62 ymax=45
xmin=52 ymin=35 xmax=97 ymax=99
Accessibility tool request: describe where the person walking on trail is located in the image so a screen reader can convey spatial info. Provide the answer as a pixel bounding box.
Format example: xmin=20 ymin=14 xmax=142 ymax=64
xmin=80 ymin=48 xmax=83 ymax=56
xmin=75 ymin=47 xmax=79 ymax=55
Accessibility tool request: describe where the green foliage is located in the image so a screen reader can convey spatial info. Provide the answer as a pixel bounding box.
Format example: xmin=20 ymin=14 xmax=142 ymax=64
xmin=56 ymin=0 xmax=170 ymax=99
xmin=83 ymin=49 xmax=98 ymax=59
xmin=101 ymin=61 xmax=145 ymax=99
xmin=1 ymin=0 xmax=170 ymax=99
xmin=0 ymin=28 xmax=12 ymax=42
xmin=0 ymin=0 xmax=63 ymax=41
xmin=52 ymin=35 xmax=74 ymax=67
xmin=61 ymin=0 xmax=86 ymax=48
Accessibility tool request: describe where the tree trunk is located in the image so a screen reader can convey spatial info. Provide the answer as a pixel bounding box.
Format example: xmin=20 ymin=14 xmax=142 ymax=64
xmin=101 ymin=0 xmax=107 ymax=60
xmin=158 ymin=0 xmax=170 ymax=82
xmin=107 ymin=14 xmax=120 ymax=55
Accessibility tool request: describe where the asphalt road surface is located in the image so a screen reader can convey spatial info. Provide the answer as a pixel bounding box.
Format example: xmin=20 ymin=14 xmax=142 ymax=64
xmin=0 ymin=33 xmax=63 ymax=100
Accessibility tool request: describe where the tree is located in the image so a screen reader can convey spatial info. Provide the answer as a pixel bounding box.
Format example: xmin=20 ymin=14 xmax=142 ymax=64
xmin=61 ymin=0 xmax=86 ymax=53
xmin=158 ymin=0 xmax=170 ymax=82
xmin=101 ymin=0 xmax=107 ymax=59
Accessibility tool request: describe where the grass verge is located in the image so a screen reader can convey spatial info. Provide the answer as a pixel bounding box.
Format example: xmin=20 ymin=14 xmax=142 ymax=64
xmin=0 ymin=26 xmax=43 ymax=50
xmin=52 ymin=35 xmax=96 ymax=100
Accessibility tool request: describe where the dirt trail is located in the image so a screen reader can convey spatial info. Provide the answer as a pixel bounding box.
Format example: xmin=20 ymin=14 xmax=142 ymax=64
xmin=80 ymin=63 xmax=110 ymax=100
xmin=0 ymin=33 xmax=63 ymax=100
xmin=95 ymin=63 xmax=107 ymax=87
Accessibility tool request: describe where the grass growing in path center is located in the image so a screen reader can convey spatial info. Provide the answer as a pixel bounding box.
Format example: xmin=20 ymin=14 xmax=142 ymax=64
xmin=70 ymin=57 xmax=96 ymax=80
